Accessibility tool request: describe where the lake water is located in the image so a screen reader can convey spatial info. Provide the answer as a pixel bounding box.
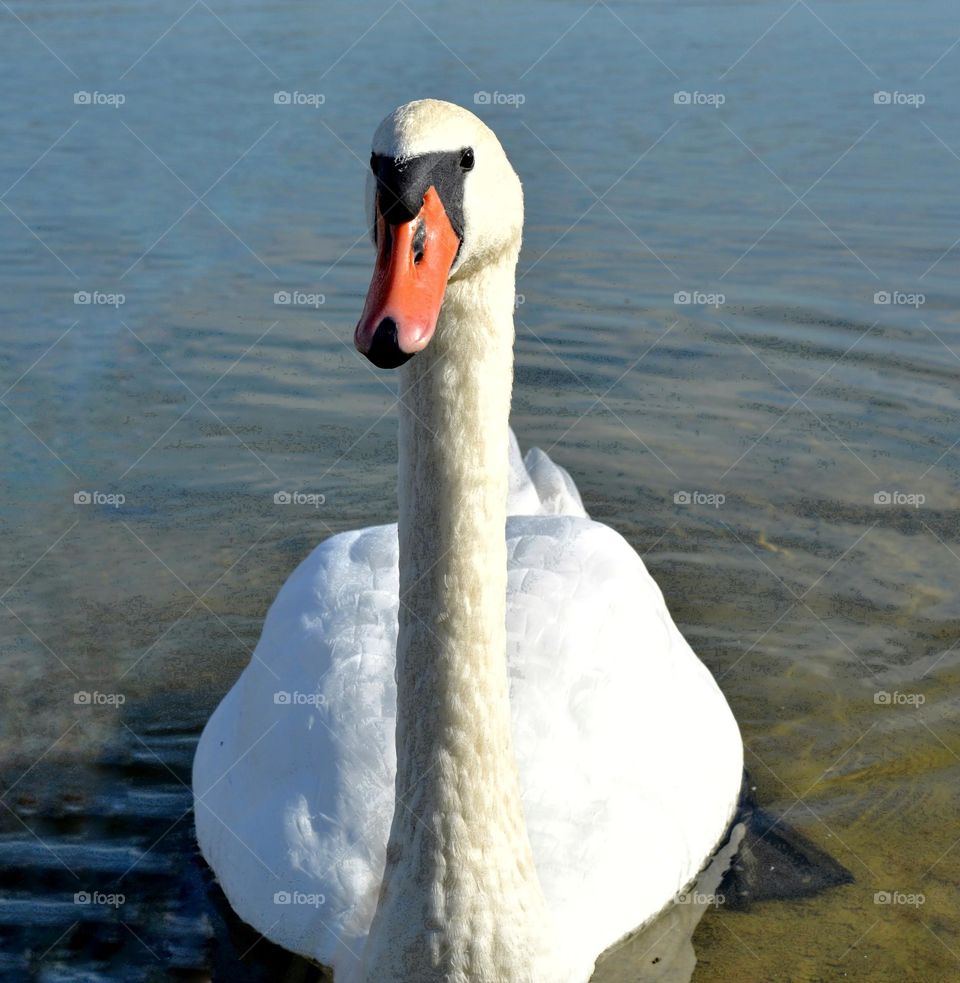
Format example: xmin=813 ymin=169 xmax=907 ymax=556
xmin=1 ymin=1 xmax=958 ymax=979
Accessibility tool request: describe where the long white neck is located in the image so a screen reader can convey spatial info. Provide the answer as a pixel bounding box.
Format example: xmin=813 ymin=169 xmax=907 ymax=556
xmin=356 ymin=251 xmax=563 ymax=982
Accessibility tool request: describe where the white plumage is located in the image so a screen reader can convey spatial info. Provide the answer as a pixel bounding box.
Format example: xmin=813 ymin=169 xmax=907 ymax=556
xmin=194 ymin=436 xmax=742 ymax=981
xmin=194 ymin=99 xmax=743 ymax=982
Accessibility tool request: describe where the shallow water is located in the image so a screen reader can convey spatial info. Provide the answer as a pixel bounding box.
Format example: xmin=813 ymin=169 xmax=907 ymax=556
xmin=1 ymin=0 xmax=958 ymax=979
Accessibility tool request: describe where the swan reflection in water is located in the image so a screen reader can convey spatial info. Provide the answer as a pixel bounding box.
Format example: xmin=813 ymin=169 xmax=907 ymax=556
xmin=593 ymin=825 xmax=745 ymax=983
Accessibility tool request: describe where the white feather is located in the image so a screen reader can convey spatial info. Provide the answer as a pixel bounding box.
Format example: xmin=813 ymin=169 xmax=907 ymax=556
xmin=194 ymin=436 xmax=742 ymax=980
xmin=194 ymin=99 xmax=742 ymax=983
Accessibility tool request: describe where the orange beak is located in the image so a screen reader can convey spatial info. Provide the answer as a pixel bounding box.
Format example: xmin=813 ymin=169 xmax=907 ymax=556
xmin=355 ymin=186 xmax=461 ymax=368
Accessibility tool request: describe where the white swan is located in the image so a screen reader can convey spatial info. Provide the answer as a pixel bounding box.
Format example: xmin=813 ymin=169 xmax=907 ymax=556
xmin=193 ymin=99 xmax=743 ymax=983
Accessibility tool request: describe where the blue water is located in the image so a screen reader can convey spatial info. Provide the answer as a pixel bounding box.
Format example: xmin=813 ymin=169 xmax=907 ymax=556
xmin=1 ymin=1 xmax=958 ymax=979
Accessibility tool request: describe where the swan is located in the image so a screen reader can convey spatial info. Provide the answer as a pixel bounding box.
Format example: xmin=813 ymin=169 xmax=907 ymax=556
xmin=193 ymin=99 xmax=743 ymax=982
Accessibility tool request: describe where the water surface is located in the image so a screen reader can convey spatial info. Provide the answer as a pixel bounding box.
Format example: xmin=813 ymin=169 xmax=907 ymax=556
xmin=1 ymin=1 xmax=958 ymax=979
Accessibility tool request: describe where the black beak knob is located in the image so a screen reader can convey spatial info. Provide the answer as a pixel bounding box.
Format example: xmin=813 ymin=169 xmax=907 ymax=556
xmin=365 ymin=317 xmax=413 ymax=369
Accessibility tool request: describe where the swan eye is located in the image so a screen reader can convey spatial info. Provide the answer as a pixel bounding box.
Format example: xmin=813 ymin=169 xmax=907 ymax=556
xmin=459 ymin=148 xmax=474 ymax=171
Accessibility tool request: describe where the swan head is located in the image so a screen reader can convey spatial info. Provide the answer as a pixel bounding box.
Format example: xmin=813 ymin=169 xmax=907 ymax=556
xmin=355 ymin=99 xmax=523 ymax=369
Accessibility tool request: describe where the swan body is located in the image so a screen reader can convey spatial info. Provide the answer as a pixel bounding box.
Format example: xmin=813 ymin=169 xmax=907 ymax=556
xmin=194 ymin=100 xmax=743 ymax=982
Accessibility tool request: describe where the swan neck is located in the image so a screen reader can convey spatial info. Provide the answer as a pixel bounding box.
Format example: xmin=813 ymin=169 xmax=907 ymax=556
xmin=394 ymin=264 xmax=516 ymax=795
xmin=359 ymin=257 xmax=562 ymax=981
